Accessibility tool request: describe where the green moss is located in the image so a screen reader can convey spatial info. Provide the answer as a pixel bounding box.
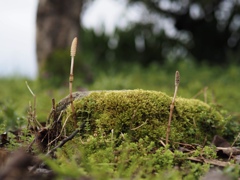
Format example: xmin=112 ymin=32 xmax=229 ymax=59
xmin=61 ymin=89 xmax=225 ymax=144
xmin=50 ymin=134 xmax=212 ymax=179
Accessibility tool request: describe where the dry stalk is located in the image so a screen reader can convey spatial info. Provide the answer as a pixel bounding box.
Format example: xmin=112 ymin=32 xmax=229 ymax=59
xmin=30 ymin=128 xmax=80 ymax=172
xmin=192 ymin=86 xmax=208 ymax=103
xmin=166 ymin=71 xmax=180 ymax=145
xmin=46 ymin=129 xmax=80 ymax=156
xmin=69 ymin=37 xmax=78 ymax=127
xmin=47 ymin=114 xmax=71 ymax=147
xmin=228 ymin=132 xmax=240 ymax=160
xmin=25 ymin=81 xmax=42 ymax=129
xmin=231 ymin=132 xmax=240 ymax=148
xmin=160 ymin=140 xmax=166 ymax=147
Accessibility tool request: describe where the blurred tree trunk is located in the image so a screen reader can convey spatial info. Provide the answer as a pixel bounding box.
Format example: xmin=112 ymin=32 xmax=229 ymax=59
xmin=36 ymin=0 xmax=83 ymax=77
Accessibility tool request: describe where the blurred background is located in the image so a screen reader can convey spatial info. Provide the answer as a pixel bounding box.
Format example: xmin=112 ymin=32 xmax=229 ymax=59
xmin=0 ymin=0 xmax=240 ymax=126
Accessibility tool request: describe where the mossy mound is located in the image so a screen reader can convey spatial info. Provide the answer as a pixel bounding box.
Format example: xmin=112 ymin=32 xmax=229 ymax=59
xmin=59 ymin=89 xmax=225 ymax=145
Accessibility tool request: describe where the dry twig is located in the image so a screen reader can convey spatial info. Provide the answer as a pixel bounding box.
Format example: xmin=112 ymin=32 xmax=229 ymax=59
xmin=217 ymin=147 xmax=240 ymax=156
xmin=47 ymin=114 xmax=71 ymax=146
xmin=30 ymin=128 xmax=80 ymax=172
xmin=187 ymin=157 xmax=233 ymax=167
xmin=192 ymin=86 xmax=208 ymax=103
xmin=46 ymin=129 xmax=79 ymax=156
xmin=228 ymin=132 xmax=240 ymax=160
xmin=131 ymin=119 xmax=148 ymax=130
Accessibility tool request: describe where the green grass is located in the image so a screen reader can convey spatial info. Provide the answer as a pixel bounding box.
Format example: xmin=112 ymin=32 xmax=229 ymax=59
xmin=89 ymin=61 xmax=240 ymax=115
xmin=0 ymin=78 xmax=68 ymax=122
xmin=0 ymin=61 xmax=239 ymax=123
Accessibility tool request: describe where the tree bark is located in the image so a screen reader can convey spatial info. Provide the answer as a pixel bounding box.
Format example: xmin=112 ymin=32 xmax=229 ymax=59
xmin=36 ymin=0 xmax=83 ymax=77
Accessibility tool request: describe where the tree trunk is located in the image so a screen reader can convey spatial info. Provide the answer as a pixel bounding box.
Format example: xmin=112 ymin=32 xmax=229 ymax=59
xmin=36 ymin=0 xmax=83 ymax=77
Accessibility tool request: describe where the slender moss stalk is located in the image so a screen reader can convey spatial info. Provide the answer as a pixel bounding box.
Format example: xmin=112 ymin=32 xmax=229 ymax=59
xmin=166 ymin=71 xmax=180 ymax=145
xmin=69 ymin=37 xmax=78 ymax=127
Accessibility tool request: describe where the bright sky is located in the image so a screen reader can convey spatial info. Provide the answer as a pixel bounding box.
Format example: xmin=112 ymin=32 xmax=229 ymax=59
xmin=0 ymin=0 xmax=38 ymax=78
xmin=0 ymin=0 xmax=143 ymax=78
xmin=82 ymin=0 xmax=142 ymax=34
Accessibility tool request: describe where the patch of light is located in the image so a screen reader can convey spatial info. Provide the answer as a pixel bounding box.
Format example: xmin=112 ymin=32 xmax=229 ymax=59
xmin=0 ymin=0 xmax=38 ymax=78
xmin=82 ymin=0 xmax=128 ymax=35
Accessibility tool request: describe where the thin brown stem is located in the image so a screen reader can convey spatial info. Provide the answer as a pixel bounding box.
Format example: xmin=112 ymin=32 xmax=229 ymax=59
xmin=166 ymin=71 xmax=180 ymax=145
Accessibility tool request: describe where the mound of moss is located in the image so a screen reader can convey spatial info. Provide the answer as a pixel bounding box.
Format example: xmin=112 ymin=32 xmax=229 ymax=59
xmin=58 ymin=89 xmax=225 ymax=144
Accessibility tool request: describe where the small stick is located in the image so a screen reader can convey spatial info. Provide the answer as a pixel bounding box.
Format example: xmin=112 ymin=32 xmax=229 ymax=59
xmin=69 ymin=37 xmax=78 ymax=127
xmin=192 ymin=86 xmax=208 ymax=102
xmin=231 ymin=132 xmax=240 ymax=148
xmin=47 ymin=114 xmax=71 ymax=146
xmin=46 ymin=129 xmax=79 ymax=156
xmin=131 ymin=119 xmax=148 ymax=130
xmin=187 ymin=157 xmax=233 ymax=167
xmin=166 ymin=71 xmax=180 ymax=145
xmin=30 ymin=128 xmax=80 ymax=173
xmin=27 ymin=138 xmax=36 ymax=153
xmin=111 ymin=129 xmax=114 ymax=143
xmin=228 ymin=132 xmax=240 ymax=160
xmin=52 ymin=98 xmax=56 ymax=120
xmin=160 ymin=140 xmax=166 ymax=147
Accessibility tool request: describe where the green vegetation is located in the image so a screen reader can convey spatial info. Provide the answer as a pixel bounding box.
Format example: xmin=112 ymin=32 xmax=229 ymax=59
xmin=3 ymin=60 xmax=239 ymax=120
xmin=0 ymin=61 xmax=240 ymax=179
xmin=61 ymin=90 xmax=225 ymax=144
xmin=47 ymin=135 xmax=212 ymax=179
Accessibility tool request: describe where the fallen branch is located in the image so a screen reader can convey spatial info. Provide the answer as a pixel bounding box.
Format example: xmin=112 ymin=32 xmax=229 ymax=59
xmin=46 ymin=129 xmax=80 ymax=156
xmin=216 ymin=147 xmax=240 ymax=156
xmin=30 ymin=128 xmax=81 ymax=173
xmin=187 ymin=157 xmax=233 ymax=167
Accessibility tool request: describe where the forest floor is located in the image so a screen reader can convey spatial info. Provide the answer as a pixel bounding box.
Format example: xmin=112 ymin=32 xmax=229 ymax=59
xmin=0 ymin=62 xmax=240 ymax=179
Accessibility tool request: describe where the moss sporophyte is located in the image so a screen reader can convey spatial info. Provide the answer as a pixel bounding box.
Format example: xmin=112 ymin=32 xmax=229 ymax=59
xmin=52 ymin=89 xmax=225 ymax=145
